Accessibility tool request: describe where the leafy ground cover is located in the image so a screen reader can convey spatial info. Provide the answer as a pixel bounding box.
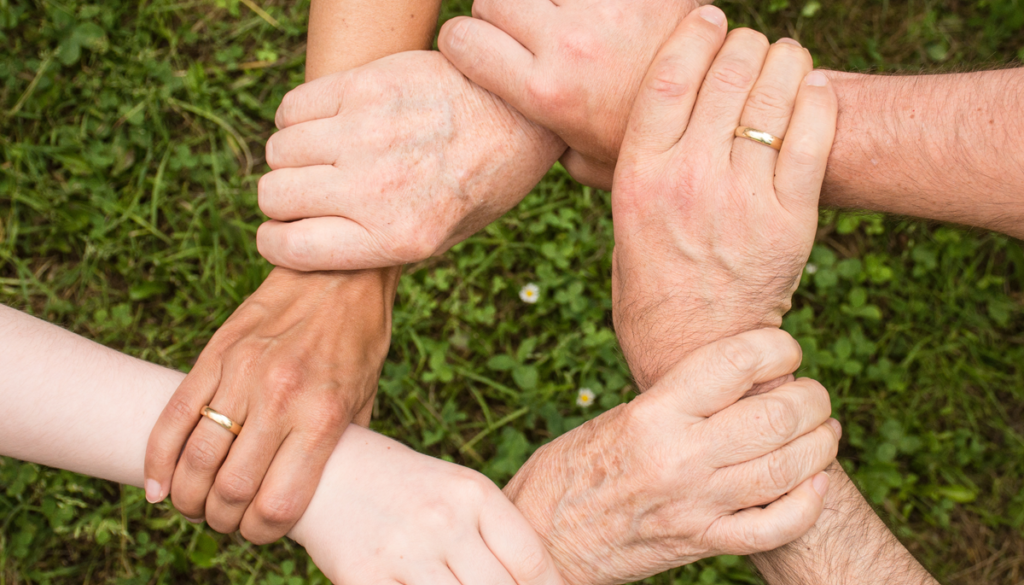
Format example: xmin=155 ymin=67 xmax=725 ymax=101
xmin=1 ymin=0 xmax=1022 ymax=582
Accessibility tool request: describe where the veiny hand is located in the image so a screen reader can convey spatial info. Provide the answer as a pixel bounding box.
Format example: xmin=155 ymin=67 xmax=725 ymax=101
xmin=256 ymin=50 xmax=565 ymax=272
xmin=438 ymin=0 xmax=708 ymax=188
xmin=290 ymin=424 xmax=565 ymax=585
xmin=144 ymin=267 xmax=399 ymax=543
xmin=606 ymin=9 xmax=838 ymax=390
xmin=504 ymin=329 xmax=840 ymax=585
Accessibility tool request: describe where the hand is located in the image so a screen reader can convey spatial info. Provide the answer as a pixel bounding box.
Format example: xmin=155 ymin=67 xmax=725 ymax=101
xmin=144 ymin=267 xmax=399 ymax=543
xmin=606 ymin=11 xmax=838 ymax=390
xmin=290 ymin=425 xmax=565 ymax=585
xmin=256 ymin=50 xmax=565 ymax=271
xmin=504 ymin=329 xmax=840 ymax=585
xmin=438 ymin=0 xmax=708 ymax=188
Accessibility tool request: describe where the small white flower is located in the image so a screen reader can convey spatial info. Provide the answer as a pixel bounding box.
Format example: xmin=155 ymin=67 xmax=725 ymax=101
xmin=519 ymin=283 xmax=540 ymax=304
xmin=805 ymin=263 xmax=818 ymax=275
xmin=576 ymin=388 xmax=596 ymax=408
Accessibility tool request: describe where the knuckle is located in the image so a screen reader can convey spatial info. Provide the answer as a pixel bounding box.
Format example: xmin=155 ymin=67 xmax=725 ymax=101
xmin=716 ymin=336 xmax=761 ymax=376
xmin=165 ymin=394 xmax=199 ymax=426
xmin=648 ymin=59 xmax=696 ymax=100
xmin=252 ymin=493 xmax=304 ymax=528
xmin=730 ymin=28 xmax=770 ymax=49
xmin=783 ymin=136 xmax=822 ymax=170
xmin=525 ymin=76 xmax=570 ymax=113
xmin=183 ymin=435 xmax=224 ymax=474
xmin=708 ymin=59 xmax=756 ymax=93
xmin=764 ymin=449 xmax=795 ymax=493
xmin=745 ymin=86 xmax=793 ymax=114
xmin=758 ymin=395 xmax=799 ymax=440
xmin=213 ymin=470 xmax=260 ymax=507
xmin=275 ymin=91 xmax=297 ymax=129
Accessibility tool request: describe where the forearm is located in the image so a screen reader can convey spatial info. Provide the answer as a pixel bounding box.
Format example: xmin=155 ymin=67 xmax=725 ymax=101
xmin=307 ymin=0 xmax=441 ymax=80
xmin=824 ymin=68 xmax=1024 ymax=238
xmin=0 ymin=303 xmax=361 ymax=546
xmin=752 ymin=462 xmax=937 ymax=585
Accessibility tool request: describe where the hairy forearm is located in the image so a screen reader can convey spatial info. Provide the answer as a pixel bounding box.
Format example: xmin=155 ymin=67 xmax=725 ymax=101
xmin=824 ymin=68 xmax=1024 ymax=238
xmin=752 ymin=461 xmax=937 ymax=585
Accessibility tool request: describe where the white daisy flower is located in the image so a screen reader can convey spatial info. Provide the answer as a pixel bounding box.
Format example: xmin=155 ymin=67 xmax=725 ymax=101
xmin=805 ymin=263 xmax=818 ymax=275
xmin=576 ymin=388 xmax=596 ymax=408
xmin=519 ymin=283 xmax=540 ymax=304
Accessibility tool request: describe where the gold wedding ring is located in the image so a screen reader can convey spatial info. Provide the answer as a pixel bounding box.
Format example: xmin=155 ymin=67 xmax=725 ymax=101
xmin=200 ymin=406 xmax=242 ymax=436
xmin=735 ymin=126 xmax=783 ymax=151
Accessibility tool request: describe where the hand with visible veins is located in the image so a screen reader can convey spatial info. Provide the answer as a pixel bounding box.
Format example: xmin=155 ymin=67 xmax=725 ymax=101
xmin=504 ymin=329 xmax=839 ymax=585
xmin=606 ymin=7 xmax=835 ymax=389
xmin=438 ymin=0 xmax=707 ymax=187
xmin=255 ymin=50 xmax=565 ymax=272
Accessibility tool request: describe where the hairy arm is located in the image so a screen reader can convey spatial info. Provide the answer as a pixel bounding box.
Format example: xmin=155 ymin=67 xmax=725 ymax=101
xmin=824 ymin=68 xmax=1024 ymax=239
xmin=753 ymin=462 xmax=937 ymax=585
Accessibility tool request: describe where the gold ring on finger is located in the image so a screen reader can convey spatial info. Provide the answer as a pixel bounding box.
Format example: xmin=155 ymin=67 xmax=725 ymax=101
xmin=735 ymin=126 xmax=783 ymax=151
xmin=200 ymin=405 xmax=243 ymax=436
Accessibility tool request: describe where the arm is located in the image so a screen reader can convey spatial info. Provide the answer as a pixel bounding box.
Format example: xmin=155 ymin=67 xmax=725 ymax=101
xmin=438 ymin=3 xmax=1024 ymax=238
xmin=753 ymin=461 xmax=937 ymax=585
xmin=143 ymin=0 xmax=438 ymax=543
xmin=823 ymin=69 xmax=1024 ymax=239
xmin=0 ymin=303 xmax=566 ymax=585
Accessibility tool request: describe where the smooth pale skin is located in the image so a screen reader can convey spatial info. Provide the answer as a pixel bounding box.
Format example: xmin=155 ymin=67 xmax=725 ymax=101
xmin=0 ymin=303 xmax=567 ymax=585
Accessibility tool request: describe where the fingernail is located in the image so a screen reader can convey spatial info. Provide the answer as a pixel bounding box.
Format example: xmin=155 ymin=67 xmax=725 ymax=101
xmin=776 ymin=37 xmax=802 ymax=47
xmin=184 ymin=516 xmax=204 ymax=524
xmin=813 ymin=472 xmax=830 ymax=497
xmin=144 ymin=479 xmax=164 ymax=504
xmin=827 ymin=418 xmax=843 ymax=440
xmin=446 ymin=18 xmax=470 ymax=51
xmin=805 ymin=70 xmax=828 ymax=87
xmin=699 ymin=5 xmax=726 ymax=25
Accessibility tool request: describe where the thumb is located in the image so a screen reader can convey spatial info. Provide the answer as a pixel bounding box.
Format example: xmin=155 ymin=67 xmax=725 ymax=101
xmin=640 ymin=328 xmax=804 ymax=419
xmin=706 ymin=471 xmax=830 ymax=555
xmin=438 ymin=17 xmax=539 ymax=122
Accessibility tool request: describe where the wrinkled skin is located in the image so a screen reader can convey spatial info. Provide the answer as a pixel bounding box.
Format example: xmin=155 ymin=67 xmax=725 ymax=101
xmin=256 ymin=50 xmax=564 ymax=272
xmin=505 ymin=329 xmax=840 ymax=585
xmin=607 ymin=12 xmax=837 ymax=389
xmin=439 ymin=0 xmax=710 ymax=187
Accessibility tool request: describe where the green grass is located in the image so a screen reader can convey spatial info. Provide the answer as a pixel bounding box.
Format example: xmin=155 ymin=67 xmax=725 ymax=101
xmin=1 ymin=0 xmax=1023 ymax=583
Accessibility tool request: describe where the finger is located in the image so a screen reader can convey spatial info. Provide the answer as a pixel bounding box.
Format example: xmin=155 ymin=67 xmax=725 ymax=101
xmin=204 ymin=418 xmax=285 ymax=534
xmin=704 ymin=377 xmax=832 ymax=467
xmin=732 ymin=39 xmax=813 ymax=173
xmin=560 ymin=149 xmax=613 ymax=191
xmin=239 ymin=429 xmax=341 ymax=544
xmin=274 ymin=71 xmax=351 ymax=129
xmin=773 ymin=70 xmax=838 ymax=215
xmin=265 ymin=118 xmax=343 ymax=169
xmin=640 ymin=329 xmax=803 ymax=419
xmin=169 ymin=391 xmax=248 ymax=520
xmin=480 ymin=494 xmax=565 ymax=585
xmin=620 ymin=5 xmax=728 ymax=157
xmin=705 ymin=471 xmax=829 ymax=555
xmin=257 ymin=217 xmax=397 ymax=272
xmin=438 ymin=17 xmax=535 ymax=120
xmin=446 ymin=543 xmax=518 ymax=585
xmin=144 ymin=357 xmax=222 ymax=504
xmin=258 ymin=165 xmax=352 ymax=221
xmin=684 ymin=28 xmax=770 ymax=158
xmin=469 ymin=0 xmax=555 ymax=51
xmin=717 ymin=420 xmax=840 ymax=507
